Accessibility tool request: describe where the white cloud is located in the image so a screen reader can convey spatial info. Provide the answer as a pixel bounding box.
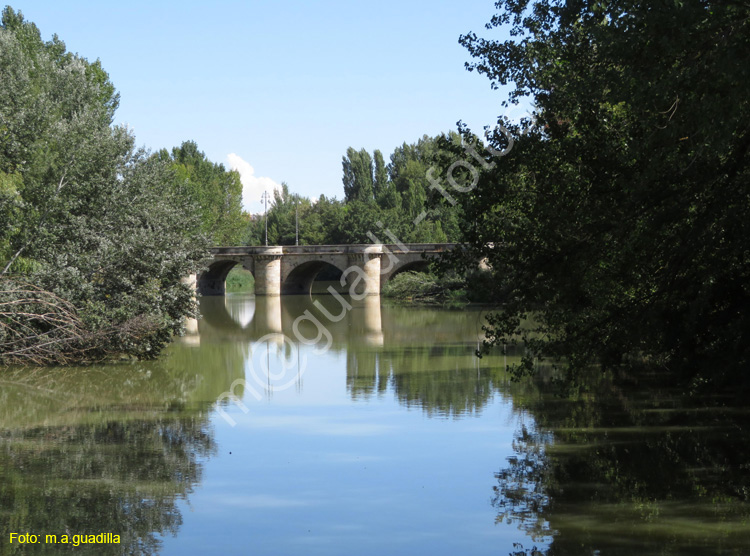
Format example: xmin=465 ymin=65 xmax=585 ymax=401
xmin=227 ymin=153 xmax=281 ymax=213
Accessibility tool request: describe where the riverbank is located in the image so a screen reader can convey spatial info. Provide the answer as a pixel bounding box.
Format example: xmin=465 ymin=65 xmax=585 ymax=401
xmin=382 ymin=270 xmax=494 ymax=305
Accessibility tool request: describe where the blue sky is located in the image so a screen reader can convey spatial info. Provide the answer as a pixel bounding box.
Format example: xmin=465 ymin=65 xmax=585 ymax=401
xmin=10 ymin=1 xmax=511 ymax=212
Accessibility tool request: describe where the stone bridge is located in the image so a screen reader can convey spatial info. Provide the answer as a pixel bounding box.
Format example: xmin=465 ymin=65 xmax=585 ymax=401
xmin=195 ymin=243 xmax=457 ymax=296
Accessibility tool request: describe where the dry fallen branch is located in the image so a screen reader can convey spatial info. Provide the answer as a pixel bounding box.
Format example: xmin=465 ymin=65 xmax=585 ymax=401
xmin=0 ymin=277 xmax=160 ymax=366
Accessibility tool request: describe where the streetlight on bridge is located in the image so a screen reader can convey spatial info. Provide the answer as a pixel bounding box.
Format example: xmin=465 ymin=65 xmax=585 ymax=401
xmin=261 ymin=190 xmax=270 ymax=246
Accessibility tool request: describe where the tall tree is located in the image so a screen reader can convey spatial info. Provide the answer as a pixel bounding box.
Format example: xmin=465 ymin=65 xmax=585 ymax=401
xmin=342 ymin=147 xmax=374 ymax=203
xmin=456 ymin=1 xmax=750 ymax=387
xmin=373 ymin=150 xmax=388 ymax=198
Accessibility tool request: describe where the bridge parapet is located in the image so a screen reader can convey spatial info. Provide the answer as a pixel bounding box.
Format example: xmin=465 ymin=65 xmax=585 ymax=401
xmin=209 ymin=243 xmax=457 ymax=256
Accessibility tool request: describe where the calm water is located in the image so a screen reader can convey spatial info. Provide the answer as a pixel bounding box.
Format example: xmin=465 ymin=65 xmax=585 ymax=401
xmin=1 ymin=294 xmax=748 ymax=555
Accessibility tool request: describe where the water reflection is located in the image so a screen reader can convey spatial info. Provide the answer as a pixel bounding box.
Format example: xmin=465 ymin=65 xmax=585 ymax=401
xmin=2 ymin=295 xmax=748 ymax=555
xmin=495 ymin=370 xmax=750 ymax=555
xmin=0 ymin=343 xmax=244 ymax=554
xmin=199 ymin=294 xmax=508 ymax=418
xmin=0 ymin=417 xmax=212 ymax=555
xmin=192 ymin=296 xmax=750 ymax=553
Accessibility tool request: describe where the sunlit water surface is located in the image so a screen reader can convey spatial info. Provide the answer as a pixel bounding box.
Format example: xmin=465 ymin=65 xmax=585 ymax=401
xmin=1 ymin=294 xmax=748 ymax=555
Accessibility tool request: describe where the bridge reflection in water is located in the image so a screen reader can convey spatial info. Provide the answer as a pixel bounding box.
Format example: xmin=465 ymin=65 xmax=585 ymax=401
xmin=190 ymin=295 xmax=387 ymax=346
xmin=182 ymin=294 xmax=508 ymax=418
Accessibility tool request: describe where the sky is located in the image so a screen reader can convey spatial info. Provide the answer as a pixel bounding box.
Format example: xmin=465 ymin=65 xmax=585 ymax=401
xmin=9 ymin=1 xmax=513 ymax=213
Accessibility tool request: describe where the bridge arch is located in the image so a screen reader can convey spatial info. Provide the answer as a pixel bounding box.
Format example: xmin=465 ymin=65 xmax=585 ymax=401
xmin=281 ymin=260 xmax=345 ymax=295
xmin=197 ymin=259 xmax=254 ymax=296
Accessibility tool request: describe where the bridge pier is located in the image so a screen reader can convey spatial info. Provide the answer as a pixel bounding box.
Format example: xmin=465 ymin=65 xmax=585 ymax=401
xmin=254 ymin=247 xmax=283 ymax=296
xmin=343 ymin=245 xmax=383 ymax=298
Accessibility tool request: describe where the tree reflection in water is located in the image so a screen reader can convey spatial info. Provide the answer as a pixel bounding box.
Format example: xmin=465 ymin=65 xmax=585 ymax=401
xmin=24 ymin=294 xmax=742 ymax=555
xmin=493 ymin=423 xmax=554 ymax=545
xmin=0 ymin=418 xmax=213 ymax=555
xmin=0 ymin=343 xmax=244 ymax=555
xmin=197 ymin=295 xmax=750 ymax=554
xmin=493 ymin=370 xmax=750 ymax=555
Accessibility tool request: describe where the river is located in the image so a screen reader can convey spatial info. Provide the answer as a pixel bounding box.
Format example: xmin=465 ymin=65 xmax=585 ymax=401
xmin=1 ymin=294 xmax=748 ymax=555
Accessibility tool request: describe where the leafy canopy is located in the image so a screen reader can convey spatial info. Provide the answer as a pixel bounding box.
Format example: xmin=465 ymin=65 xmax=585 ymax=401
xmin=0 ymin=7 xmax=209 ymax=362
xmin=455 ymin=0 xmax=750 ymax=388
xmin=155 ymin=141 xmax=246 ymax=246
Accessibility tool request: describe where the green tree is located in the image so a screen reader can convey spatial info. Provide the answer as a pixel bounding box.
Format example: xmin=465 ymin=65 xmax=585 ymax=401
xmin=342 ymin=147 xmax=374 ymax=203
xmin=0 ymin=8 xmax=208 ymax=363
xmin=157 ymin=141 xmax=245 ymax=245
xmin=373 ymin=149 xmax=387 ymax=197
xmin=374 ymin=177 xmax=401 ymax=210
xmin=455 ymin=1 xmax=750 ymax=387
xmin=387 ymin=134 xmax=463 ymax=242
xmin=335 ymin=136 xmax=468 ymax=245
xmin=301 ymin=195 xmax=347 ymax=245
xmin=265 ymin=183 xmax=310 ymax=245
xmin=388 ymin=136 xmax=437 ymax=190
xmin=340 ymin=200 xmax=383 ymax=244
xmin=396 ymin=158 xmax=428 ymax=217
xmin=373 ymin=148 xmax=400 ymax=209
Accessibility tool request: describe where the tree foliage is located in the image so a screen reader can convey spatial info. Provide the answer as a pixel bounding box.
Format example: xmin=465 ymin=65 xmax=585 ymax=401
xmin=266 ymin=182 xmax=309 ymax=245
xmin=342 ymin=147 xmax=374 ymax=203
xmin=156 ymin=141 xmax=246 ymax=245
xmin=454 ymin=1 xmax=750 ymax=388
xmin=246 ymin=133 xmax=464 ymax=246
xmin=0 ymin=7 xmax=209 ymax=363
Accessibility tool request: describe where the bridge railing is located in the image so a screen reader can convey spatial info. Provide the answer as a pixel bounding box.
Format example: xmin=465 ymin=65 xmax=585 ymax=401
xmin=209 ymin=243 xmax=459 ymax=256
